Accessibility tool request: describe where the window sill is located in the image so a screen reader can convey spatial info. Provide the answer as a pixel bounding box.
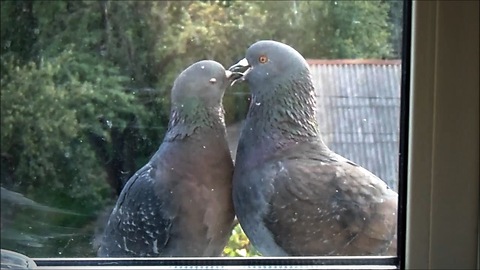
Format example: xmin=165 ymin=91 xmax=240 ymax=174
xmin=33 ymin=256 xmax=398 ymax=270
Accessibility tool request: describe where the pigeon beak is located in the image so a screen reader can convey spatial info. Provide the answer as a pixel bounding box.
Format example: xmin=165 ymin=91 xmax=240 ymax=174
xmin=225 ymin=70 xmax=245 ymax=86
xmin=228 ymin=58 xmax=251 ymax=86
xmin=229 ymin=58 xmax=250 ymax=72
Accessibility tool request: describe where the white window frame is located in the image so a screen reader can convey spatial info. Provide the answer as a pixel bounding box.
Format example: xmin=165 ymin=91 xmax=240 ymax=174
xmin=406 ymin=1 xmax=479 ymax=269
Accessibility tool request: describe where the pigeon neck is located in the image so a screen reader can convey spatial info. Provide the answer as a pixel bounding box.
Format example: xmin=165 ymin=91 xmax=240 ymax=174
xmin=248 ymin=72 xmax=320 ymax=142
xmin=236 ymin=73 xmax=326 ymax=168
xmin=164 ymin=105 xmax=226 ymax=141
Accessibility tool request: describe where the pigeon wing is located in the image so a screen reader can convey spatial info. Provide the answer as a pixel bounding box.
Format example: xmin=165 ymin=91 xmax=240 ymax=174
xmin=262 ymin=143 xmax=398 ymax=256
xmin=98 ymin=163 xmax=176 ymax=257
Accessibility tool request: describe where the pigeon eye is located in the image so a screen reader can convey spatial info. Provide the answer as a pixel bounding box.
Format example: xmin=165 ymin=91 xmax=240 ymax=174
xmin=258 ymin=55 xmax=268 ymax=64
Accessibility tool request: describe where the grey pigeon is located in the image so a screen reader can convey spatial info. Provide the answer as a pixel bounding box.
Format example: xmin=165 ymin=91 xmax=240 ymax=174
xmin=229 ymin=40 xmax=398 ymax=256
xmin=98 ymin=60 xmax=235 ymax=257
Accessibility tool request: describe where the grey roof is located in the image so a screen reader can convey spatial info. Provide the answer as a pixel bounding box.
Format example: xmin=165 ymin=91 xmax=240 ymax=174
xmin=226 ymin=59 xmax=402 ymax=191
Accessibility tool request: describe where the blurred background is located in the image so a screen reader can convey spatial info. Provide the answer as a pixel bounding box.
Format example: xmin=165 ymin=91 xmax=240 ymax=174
xmin=0 ymin=0 xmax=403 ymax=258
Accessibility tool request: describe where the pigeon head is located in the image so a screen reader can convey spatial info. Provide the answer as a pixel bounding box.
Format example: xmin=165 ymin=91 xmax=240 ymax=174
xmin=230 ymin=40 xmax=311 ymax=96
xmin=172 ymin=60 xmax=233 ymax=109
xmin=229 ymin=40 xmax=319 ymax=142
xmin=166 ymin=60 xmax=234 ymax=141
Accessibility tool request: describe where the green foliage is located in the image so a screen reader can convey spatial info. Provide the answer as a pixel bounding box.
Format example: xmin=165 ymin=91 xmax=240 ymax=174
xmin=0 ymin=0 xmax=403 ymax=257
xmin=0 ymin=1 xmax=38 ymax=61
xmin=0 ymin=50 xmax=124 ymax=210
xmin=386 ymin=0 xmax=404 ymax=57
xmin=256 ymin=1 xmax=394 ymax=59
xmin=223 ymin=224 xmax=261 ymax=257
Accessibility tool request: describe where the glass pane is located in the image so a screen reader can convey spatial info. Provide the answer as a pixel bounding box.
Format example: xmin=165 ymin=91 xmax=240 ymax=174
xmin=0 ymin=0 xmax=404 ymax=259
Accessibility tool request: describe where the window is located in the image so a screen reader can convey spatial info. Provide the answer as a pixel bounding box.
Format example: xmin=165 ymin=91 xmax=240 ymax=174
xmin=2 ymin=1 xmax=479 ymax=269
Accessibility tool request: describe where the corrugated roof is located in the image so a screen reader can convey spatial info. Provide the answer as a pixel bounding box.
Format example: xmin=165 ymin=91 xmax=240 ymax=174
xmin=226 ymin=60 xmax=402 ymax=191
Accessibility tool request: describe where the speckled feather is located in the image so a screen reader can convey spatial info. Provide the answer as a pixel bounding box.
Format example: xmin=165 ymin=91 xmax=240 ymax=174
xmin=98 ymin=60 xmax=235 ymax=257
xmin=231 ymin=40 xmax=398 ymax=256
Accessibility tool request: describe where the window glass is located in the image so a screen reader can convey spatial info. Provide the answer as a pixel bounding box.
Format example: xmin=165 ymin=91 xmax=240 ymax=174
xmin=0 ymin=0 xmax=404 ymax=260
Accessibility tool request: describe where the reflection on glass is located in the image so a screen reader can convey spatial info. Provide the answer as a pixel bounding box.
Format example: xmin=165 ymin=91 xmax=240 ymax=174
xmin=0 ymin=0 xmax=403 ymax=258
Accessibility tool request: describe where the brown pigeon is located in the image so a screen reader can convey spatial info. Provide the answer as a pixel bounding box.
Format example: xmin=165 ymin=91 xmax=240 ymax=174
xmin=98 ymin=60 xmax=235 ymax=257
xmin=229 ymin=40 xmax=398 ymax=256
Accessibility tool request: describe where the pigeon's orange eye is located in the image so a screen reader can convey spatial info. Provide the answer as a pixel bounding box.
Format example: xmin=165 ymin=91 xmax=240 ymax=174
xmin=259 ymin=55 xmax=268 ymax=63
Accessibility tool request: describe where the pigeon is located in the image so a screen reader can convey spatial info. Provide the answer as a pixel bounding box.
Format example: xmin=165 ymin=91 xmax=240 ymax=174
xmin=98 ymin=60 xmax=236 ymax=257
xmin=228 ymin=40 xmax=398 ymax=256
